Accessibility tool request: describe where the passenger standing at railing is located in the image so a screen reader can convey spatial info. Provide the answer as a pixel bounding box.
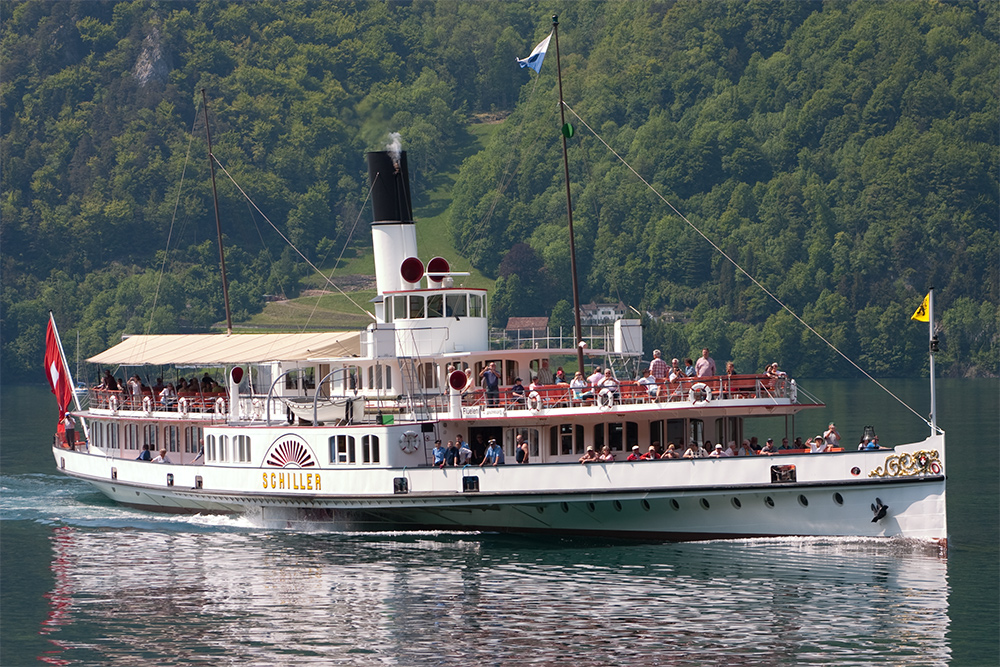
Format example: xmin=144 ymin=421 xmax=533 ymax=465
xmin=684 ymin=359 xmax=696 ymax=377
xmin=457 ymin=438 xmax=472 ymax=465
xmin=536 ymin=359 xmax=554 ymax=385
xmin=570 ymin=372 xmax=593 ymax=403
xmin=637 ymin=369 xmax=657 ymax=399
xmin=480 ymin=363 xmax=501 ymax=407
xmin=554 ymin=367 xmax=568 ymax=384
xmin=511 ymin=378 xmax=526 ymax=407
xmin=695 ymin=349 xmax=716 ymax=377
xmin=445 ymin=440 xmax=459 ymax=466
xmin=823 ymin=423 xmax=841 ymax=449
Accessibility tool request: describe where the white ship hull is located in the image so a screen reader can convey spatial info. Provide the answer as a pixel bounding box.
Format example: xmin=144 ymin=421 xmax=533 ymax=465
xmin=54 ymin=433 xmax=946 ymax=542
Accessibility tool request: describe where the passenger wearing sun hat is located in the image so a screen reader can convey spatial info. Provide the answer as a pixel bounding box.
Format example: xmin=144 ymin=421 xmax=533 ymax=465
xmin=708 ymin=443 xmax=725 ymax=458
xmin=627 ymin=445 xmax=641 ymax=461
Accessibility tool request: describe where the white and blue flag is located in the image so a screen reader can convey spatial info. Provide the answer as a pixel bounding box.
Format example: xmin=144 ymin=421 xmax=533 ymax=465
xmin=516 ymin=32 xmax=552 ymax=74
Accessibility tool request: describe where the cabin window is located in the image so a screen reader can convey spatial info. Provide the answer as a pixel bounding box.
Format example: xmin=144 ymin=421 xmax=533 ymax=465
xmin=409 ymin=295 xmax=425 ymax=319
xmin=446 ymin=293 xmax=467 ymax=318
xmin=124 ymin=424 xmax=139 ymax=450
xmin=362 ymin=435 xmax=380 ymax=464
xmin=394 ymin=295 xmax=407 ymax=320
xmin=666 ymin=419 xmax=686 ymax=448
xmin=164 ymin=426 xmax=180 ymax=453
xmin=606 ymin=422 xmax=637 ymax=452
xmin=593 ymin=424 xmax=604 ymax=454
xmin=427 ymin=294 xmax=443 ymax=318
xmin=330 ymin=435 xmax=356 ymax=464
xmin=469 ymin=294 xmax=483 ymax=318
xmin=219 ymin=435 xmax=229 ymax=462
xmin=206 ymin=435 xmax=216 ymax=461
xmin=184 ymin=426 xmax=204 ymax=454
xmin=551 ymin=424 xmax=582 ymax=456
xmin=384 ymin=299 xmax=393 ymax=323
xmin=689 ymin=420 xmax=705 ymax=448
xmin=235 ymin=435 xmax=251 ymax=462
xmin=143 ymin=424 xmax=157 ymax=448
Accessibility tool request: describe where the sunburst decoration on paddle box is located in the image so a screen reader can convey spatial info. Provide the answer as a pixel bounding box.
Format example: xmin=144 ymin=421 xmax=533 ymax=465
xmin=868 ymin=450 xmax=942 ymax=478
xmin=265 ymin=436 xmax=317 ymax=468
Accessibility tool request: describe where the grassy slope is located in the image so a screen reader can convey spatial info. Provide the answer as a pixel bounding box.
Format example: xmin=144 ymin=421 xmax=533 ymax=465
xmin=238 ymin=123 xmax=499 ymax=331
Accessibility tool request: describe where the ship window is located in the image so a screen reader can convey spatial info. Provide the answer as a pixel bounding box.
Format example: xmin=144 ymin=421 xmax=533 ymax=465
xmin=164 ymin=426 xmax=180 ymax=453
xmin=185 ymin=426 xmax=204 ymax=454
xmin=469 ymin=294 xmax=483 ymax=318
xmin=394 ymin=295 xmax=407 ymax=320
xmin=427 ymin=294 xmax=443 ymax=318
xmin=330 ymin=435 xmax=356 ymax=464
xmin=409 ymin=295 xmax=425 ymax=319
xmin=421 ymin=362 xmax=438 ymax=389
xmin=607 ymin=422 xmax=637 ymax=452
xmin=143 ymin=424 xmax=157 ymax=448
xmin=689 ymin=419 xmax=704 ymax=447
xmin=446 ymin=294 xmax=467 ymax=318
xmin=124 ymin=424 xmax=139 ymax=450
xmin=362 ymin=435 xmax=380 ymax=464
xmin=219 ymin=435 xmax=229 ymax=462
xmin=235 ymin=435 xmax=251 ymax=462
xmin=206 ymin=435 xmax=216 ymax=461
xmin=592 ymin=424 xmax=604 ymax=454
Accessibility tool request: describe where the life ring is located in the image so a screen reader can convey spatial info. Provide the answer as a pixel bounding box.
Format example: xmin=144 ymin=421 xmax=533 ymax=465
xmin=108 ymin=394 xmax=119 ymax=413
xmin=527 ymin=391 xmax=543 ymax=411
xmin=399 ymin=430 xmax=420 ymax=454
xmin=598 ymin=388 xmax=616 ymax=409
xmin=214 ymin=397 xmax=227 ymax=415
xmin=142 ymin=396 xmax=153 ymax=415
xmin=689 ymin=383 xmax=712 ymax=403
xmin=178 ymin=397 xmax=190 ymax=416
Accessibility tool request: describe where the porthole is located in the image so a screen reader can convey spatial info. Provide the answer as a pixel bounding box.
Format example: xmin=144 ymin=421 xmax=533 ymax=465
xmin=798 ymin=494 xmax=809 ymax=507
xmin=833 ymin=492 xmax=844 ymax=506
xmin=587 ymin=502 xmax=596 ymax=513
xmin=613 ymin=500 xmax=622 ymax=512
xmin=764 ymin=496 xmax=775 ymax=508
xmin=700 ymin=498 xmax=710 ymax=510
xmin=561 ymin=502 xmax=569 ymax=513
xmin=850 ymin=467 xmax=861 ymax=476
xmin=641 ymin=500 xmax=651 ymax=511
xmin=669 ymin=499 xmax=680 ymax=511
xmin=731 ymin=497 xmax=742 ymax=509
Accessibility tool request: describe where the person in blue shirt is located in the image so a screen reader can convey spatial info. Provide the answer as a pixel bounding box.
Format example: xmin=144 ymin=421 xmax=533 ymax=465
xmin=445 ymin=440 xmax=459 ymax=466
xmin=136 ymin=444 xmax=153 ymax=461
xmin=432 ymin=440 xmax=447 ymax=468
xmin=510 ymin=377 xmax=526 ymax=407
xmin=481 ymin=439 xmax=504 ymax=466
xmin=479 ymin=362 xmax=501 ymax=407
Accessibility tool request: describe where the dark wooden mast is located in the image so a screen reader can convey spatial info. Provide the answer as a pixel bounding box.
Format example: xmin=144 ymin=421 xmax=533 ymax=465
xmin=201 ymin=89 xmax=233 ymax=335
xmin=552 ymin=15 xmax=586 ymax=375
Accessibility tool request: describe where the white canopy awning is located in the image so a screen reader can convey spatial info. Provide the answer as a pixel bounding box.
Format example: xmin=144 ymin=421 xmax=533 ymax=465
xmin=87 ymin=332 xmax=361 ymax=366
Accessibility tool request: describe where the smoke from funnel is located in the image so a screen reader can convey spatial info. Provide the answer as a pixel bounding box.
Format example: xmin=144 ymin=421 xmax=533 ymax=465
xmin=386 ymin=132 xmax=402 ymax=169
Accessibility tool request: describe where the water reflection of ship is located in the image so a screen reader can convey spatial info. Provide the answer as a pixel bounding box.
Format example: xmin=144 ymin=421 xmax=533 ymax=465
xmin=40 ymin=527 xmax=949 ymax=664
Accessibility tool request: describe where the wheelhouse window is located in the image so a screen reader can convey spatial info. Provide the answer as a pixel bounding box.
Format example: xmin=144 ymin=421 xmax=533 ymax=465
xmin=361 ymin=435 xmax=380 ymax=464
xmin=469 ymin=294 xmax=484 ymax=318
xmin=394 ymin=295 xmax=407 ymax=320
xmin=206 ymin=435 xmax=217 ymax=461
xmin=219 ymin=435 xmax=229 ymax=462
xmin=446 ymin=294 xmax=467 ymax=317
xmin=409 ymin=295 xmax=425 ymax=319
xmin=427 ymin=294 xmax=443 ymax=318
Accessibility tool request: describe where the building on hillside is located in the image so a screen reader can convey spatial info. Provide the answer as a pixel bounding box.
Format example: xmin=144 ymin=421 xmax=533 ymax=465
xmin=580 ymin=302 xmax=627 ymax=325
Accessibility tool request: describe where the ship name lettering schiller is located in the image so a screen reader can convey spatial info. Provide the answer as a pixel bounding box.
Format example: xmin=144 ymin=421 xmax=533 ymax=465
xmin=263 ymin=471 xmax=320 ymax=491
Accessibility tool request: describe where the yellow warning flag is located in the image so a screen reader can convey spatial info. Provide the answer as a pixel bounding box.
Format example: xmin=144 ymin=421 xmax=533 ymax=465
xmin=911 ymin=293 xmax=930 ymax=322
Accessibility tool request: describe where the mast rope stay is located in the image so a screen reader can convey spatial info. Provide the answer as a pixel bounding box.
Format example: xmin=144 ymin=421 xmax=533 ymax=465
xmin=212 ymin=156 xmax=377 ymax=322
xmin=562 ymin=100 xmax=931 ymax=429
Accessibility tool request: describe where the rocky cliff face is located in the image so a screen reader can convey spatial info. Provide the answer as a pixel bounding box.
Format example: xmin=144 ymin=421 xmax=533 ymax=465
xmin=132 ymin=26 xmax=169 ymax=87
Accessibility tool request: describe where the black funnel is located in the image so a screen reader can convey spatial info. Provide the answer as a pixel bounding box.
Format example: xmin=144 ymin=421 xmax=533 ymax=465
xmin=367 ymin=151 xmax=414 ymax=223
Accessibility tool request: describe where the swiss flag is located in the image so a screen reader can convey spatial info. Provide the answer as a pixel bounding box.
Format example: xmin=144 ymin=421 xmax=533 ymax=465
xmin=45 ymin=316 xmax=73 ymax=418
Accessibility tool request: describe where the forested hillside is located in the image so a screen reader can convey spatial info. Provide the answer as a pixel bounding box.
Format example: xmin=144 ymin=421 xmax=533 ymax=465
xmin=2 ymin=0 xmax=997 ymax=381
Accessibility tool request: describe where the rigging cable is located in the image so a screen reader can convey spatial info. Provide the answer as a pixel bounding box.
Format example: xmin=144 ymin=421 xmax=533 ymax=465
xmin=211 ymin=157 xmax=377 ymax=322
xmin=562 ymin=100 xmax=931 ymax=428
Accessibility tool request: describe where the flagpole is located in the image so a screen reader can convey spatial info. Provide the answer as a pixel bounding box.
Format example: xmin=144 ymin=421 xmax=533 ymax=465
xmin=928 ymin=287 xmax=937 ymax=434
xmin=551 ymin=15 xmax=586 ymax=376
xmin=49 ymin=312 xmax=89 ymax=440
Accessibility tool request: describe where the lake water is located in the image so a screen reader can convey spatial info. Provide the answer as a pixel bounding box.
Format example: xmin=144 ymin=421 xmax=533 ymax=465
xmin=2 ymin=379 xmax=997 ymax=666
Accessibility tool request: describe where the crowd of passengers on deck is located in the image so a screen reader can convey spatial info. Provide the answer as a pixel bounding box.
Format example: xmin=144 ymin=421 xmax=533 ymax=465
xmin=91 ymin=369 xmax=225 ymax=411
xmin=456 ymin=348 xmax=790 ymax=410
